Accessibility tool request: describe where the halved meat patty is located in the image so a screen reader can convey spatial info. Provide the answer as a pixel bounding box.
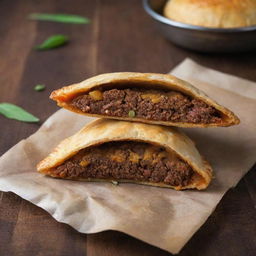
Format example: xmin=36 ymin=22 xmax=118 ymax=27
xmin=37 ymin=119 xmax=213 ymax=190
xmin=50 ymin=72 xmax=240 ymax=127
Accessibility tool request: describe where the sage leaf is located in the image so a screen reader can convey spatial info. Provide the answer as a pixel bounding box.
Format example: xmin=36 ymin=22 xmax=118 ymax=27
xmin=29 ymin=13 xmax=90 ymax=24
xmin=34 ymin=84 xmax=45 ymax=91
xmin=0 ymin=103 xmax=39 ymax=123
xmin=35 ymin=35 xmax=69 ymax=50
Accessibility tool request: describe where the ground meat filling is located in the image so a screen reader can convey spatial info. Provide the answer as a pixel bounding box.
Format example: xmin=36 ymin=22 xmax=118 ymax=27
xmin=71 ymin=88 xmax=222 ymax=124
xmin=52 ymin=141 xmax=194 ymax=187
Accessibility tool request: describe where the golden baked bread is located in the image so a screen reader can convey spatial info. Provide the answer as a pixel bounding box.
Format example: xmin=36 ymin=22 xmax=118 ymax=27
xmin=50 ymin=72 xmax=239 ymax=127
xmin=37 ymin=119 xmax=212 ymax=190
xmin=164 ymin=0 xmax=256 ymax=28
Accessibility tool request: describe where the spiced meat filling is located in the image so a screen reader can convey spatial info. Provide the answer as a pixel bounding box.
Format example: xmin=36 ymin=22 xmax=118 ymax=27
xmin=52 ymin=141 xmax=194 ymax=187
xmin=71 ymin=88 xmax=222 ymax=124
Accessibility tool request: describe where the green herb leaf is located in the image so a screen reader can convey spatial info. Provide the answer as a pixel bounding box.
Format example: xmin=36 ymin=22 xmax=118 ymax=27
xmin=0 ymin=103 xmax=39 ymax=123
xmin=128 ymin=110 xmax=136 ymax=118
xmin=35 ymin=35 xmax=68 ymax=50
xmin=111 ymin=180 xmax=119 ymax=186
xmin=34 ymin=84 xmax=45 ymax=91
xmin=29 ymin=13 xmax=90 ymax=24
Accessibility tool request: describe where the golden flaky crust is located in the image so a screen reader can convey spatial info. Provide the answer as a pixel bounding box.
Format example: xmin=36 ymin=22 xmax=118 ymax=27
xmin=164 ymin=0 xmax=256 ymax=28
xmin=50 ymin=72 xmax=239 ymax=127
xmin=37 ymin=119 xmax=212 ymax=190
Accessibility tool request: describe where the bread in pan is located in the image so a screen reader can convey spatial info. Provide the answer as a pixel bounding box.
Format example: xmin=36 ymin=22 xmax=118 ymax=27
xmin=164 ymin=0 xmax=256 ymax=28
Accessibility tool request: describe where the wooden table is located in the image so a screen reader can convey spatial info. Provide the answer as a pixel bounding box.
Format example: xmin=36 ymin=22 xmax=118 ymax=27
xmin=0 ymin=0 xmax=255 ymax=255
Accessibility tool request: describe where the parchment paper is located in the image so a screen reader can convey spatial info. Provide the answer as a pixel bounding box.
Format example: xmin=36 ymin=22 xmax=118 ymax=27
xmin=0 ymin=59 xmax=256 ymax=254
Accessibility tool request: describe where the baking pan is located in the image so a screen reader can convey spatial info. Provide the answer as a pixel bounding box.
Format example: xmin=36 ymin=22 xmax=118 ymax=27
xmin=143 ymin=0 xmax=256 ymax=52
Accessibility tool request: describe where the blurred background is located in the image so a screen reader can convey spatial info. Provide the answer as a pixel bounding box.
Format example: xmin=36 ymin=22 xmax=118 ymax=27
xmin=1 ymin=1 xmax=255 ymax=137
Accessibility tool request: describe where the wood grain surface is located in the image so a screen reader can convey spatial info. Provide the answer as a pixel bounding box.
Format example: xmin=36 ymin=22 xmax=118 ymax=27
xmin=0 ymin=0 xmax=255 ymax=255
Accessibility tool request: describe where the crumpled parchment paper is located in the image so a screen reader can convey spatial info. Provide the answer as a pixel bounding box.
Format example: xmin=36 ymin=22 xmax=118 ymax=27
xmin=0 ymin=59 xmax=255 ymax=254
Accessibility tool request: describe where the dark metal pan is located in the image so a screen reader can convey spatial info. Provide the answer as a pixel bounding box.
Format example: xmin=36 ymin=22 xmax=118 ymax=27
xmin=143 ymin=0 xmax=256 ymax=52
